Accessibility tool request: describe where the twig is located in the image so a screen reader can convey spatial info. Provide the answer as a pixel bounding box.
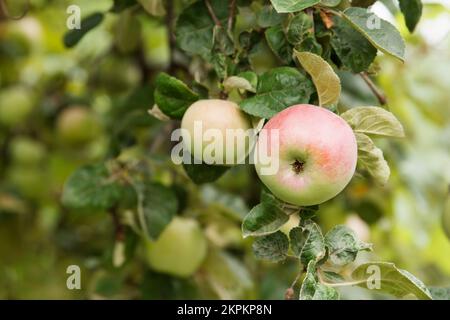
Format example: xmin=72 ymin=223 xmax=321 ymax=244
xmin=165 ymin=0 xmax=176 ymax=71
xmin=110 ymin=207 xmax=125 ymax=242
xmin=149 ymin=121 xmax=177 ymax=153
xmin=359 ymin=72 xmax=387 ymax=105
xmin=285 ymin=267 xmax=304 ymax=300
xmin=306 ymin=8 xmax=315 ymax=33
xmin=227 ymin=0 xmax=236 ymax=34
xmin=0 ymin=0 xmax=29 ymax=20
xmin=205 ymin=0 xmax=222 ymax=27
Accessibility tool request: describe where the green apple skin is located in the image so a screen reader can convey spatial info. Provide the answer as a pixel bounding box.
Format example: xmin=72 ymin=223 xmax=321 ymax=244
xmin=443 ymin=189 xmax=450 ymax=240
xmin=145 ymin=217 xmax=207 ymax=278
xmin=255 ymin=104 xmax=357 ymax=206
xmin=57 ymin=106 xmax=100 ymax=145
xmin=10 ymin=137 xmax=46 ymax=165
xmin=96 ymin=57 xmax=141 ymax=92
xmin=181 ymin=99 xmax=253 ymax=165
xmin=0 ymin=86 xmax=34 ymax=126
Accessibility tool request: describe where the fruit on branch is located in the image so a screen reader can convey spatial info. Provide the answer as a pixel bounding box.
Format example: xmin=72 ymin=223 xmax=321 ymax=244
xmin=9 ymin=137 xmax=46 ymax=165
xmin=181 ymin=99 xmax=253 ymax=165
xmin=0 ymin=86 xmax=34 ymax=126
xmin=95 ymin=57 xmax=141 ymax=92
xmin=56 ymin=106 xmax=100 ymax=146
xmin=145 ymin=217 xmax=207 ymax=278
xmin=254 ymin=104 xmax=357 ymax=206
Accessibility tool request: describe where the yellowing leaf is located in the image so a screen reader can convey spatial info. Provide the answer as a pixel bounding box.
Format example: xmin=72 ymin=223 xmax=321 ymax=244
xmin=294 ymin=50 xmax=341 ymax=106
xmin=341 ymin=106 xmax=405 ymax=137
xmin=223 ymin=76 xmax=256 ymax=93
xmin=138 ymin=0 xmax=166 ymax=16
xmin=355 ymin=132 xmax=390 ymax=185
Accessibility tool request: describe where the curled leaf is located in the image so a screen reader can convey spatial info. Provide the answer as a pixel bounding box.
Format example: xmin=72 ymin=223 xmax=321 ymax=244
xmin=294 ymin=50 xmax=341 ymax=106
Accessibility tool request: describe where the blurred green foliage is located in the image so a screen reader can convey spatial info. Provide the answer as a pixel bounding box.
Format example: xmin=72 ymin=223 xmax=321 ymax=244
xmin=0 ymin=0 xmax=449 ymax=299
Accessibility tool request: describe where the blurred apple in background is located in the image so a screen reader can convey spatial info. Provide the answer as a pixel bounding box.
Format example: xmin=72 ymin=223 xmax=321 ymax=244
xmin=145 ymin=217 xmax=207 ymax=277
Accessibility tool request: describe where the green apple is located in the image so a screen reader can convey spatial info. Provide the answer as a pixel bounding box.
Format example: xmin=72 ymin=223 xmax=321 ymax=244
xmin=0 ymin=86 xmax=34 ymax=126
xmin=56 ymin=106 xmax=100 ymax=146
xmin=181 ymin=99 xmax=253 ymax=165
xmin=9 ymin=137 xmax=46 ymax=165
xmin=96 ymin=57 xmax=141 ymax=92
xmin=254 ymin=104 xmax=357 ymax=206
xmin=145 ymin=217 xmax=207 ymax=277
xmin=8 ymin=164 xmax=46 ymax=198
xmin=443 ymin=189 xmax=450 ymax=240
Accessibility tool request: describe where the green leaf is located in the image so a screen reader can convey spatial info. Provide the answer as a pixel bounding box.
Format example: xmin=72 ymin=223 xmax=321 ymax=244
xmin=289 ymin=220 xmax=326 ymax=265
xmin=175 ymin=0 xmax=228 ymax=57
xmin=270 ymin=0 xmax=320 ymax=13
xmin=351 ymin=262 xmax=433 ymax=300
xmin=242 ymin=202 xmax=289 ymax=238
xmin=62 ymin=164 xmax=123 ymax=210
xmin=429 ymin=287 xmax=450 ymax=300
xmin=355 ymin=132 xmax=390 ymax=185
xmin=213 ymin=25 xmax=235 ymax=56
xmin=111 ymin=0 xmax=137 ymax=13
xmin=137 ymin=182 xmax=179 ymax=240
xmin=257 ymin=5 xmax=286 ymax=28
xmin=312 ymin=283 xmax=340 ymax=300
xmin=63 ymin=13 xmax=104 ymax=48
xmin=138 ymin=0 xmax=165 ymax=16
xmin=299 ymin=205 xmax=319 ymax=220
xmin=286 ymin=12 xmax=314 ymax=45
xmin=202 ymin=250 xmax=254 ymax=299
xmin=341 ymin=106 xmax=405 ymax=137
xmin=320 ymin=270 xmax=346 ymax=283
xmin=154 ymin=73 xmax=199 ymax=119
xmin=294 ymin=50 xmax=341 ymax=106
xmin=200 ymin=185 xmax=249 ymax=220
xmin=324 ymin=225 xmax=372 ymax=266
xmin=320 ymin=0 xmax=341 ymax=6
xmin=294 ymin=36 xmax=323 ymax=56
xmin=399 ymin=0 xmax=423 ymax=33
xmin=351 ymin=0 xmax=376 ymax=7
xmin=183 ymin=154 xmax=229 ymax=184
xmin=330 ymin=15 xmax=377 ymax=73
xmin=300 ymin=261 xmax=339 ymax=300
xmin=342 ymin=7 xmax=405 ymax=61
xmin=239 ymin=67 xmax=314 ymax=119
xmin=300 ymin=261 xmax=318 ymax=299
xmin=252 ymin=231 xmax=289 ymax=262
xmin=115 ymin=9 xmax=141 ymax=54
xmin=265 ymin=25 xmax=293 ymax=64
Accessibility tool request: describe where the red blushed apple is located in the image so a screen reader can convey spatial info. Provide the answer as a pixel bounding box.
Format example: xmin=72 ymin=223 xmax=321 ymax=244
xmin=255 ymin=104 xmax=357 ymax=206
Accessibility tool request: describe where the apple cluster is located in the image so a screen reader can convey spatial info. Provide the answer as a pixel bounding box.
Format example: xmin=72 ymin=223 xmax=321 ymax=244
xmin=145 ymin=100 xmax=358 ymax=278
xmin=181 ymin=99 xmax=357 ymax=207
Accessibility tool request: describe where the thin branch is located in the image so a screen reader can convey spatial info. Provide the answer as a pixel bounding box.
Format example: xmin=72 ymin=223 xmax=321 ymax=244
xmin=306 ymin=8 xmax=315 ymax=33
xmin=285 ymin=266 xmax=304 ymax=300
xmin=205 ymin=0 xmax=222 ymax=27
xmin=0 ymin=0 xmax=30 ymax=20
xmin=110 ymin=207 xmax=125 ymax=242
xmin=290 ymin=268 xmax=304 ymax=288
xmin=227 ymin=0 xmax=236 ymax=34
xmin=359 ymin=72 xmax=387 ymax=105
xmin=149 ymin=121 xmax=176 ymax=153
xmin=165 ymin=0 xmax=176 ymax=71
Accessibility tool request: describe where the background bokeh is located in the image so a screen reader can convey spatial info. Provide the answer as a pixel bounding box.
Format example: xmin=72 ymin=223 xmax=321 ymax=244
xmin=0 ymin=0 xmax=449 ymax=299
